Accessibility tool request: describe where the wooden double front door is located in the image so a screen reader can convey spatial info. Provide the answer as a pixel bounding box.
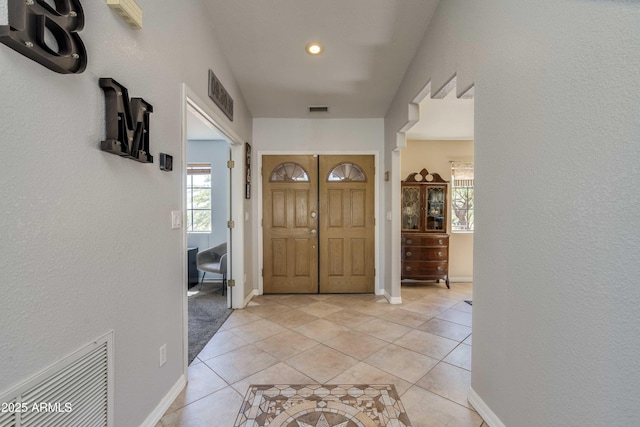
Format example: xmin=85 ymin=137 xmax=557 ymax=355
xmin=262 ymin=155 xmax=375 ymax=294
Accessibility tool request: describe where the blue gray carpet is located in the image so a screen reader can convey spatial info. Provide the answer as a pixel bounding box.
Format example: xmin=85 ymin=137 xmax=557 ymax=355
xmin=188 ymin=284 xmax=232 ymax=364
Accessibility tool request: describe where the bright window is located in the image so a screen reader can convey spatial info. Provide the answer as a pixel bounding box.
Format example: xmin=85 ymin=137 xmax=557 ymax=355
xmin=187 ymin=164 xmax=212 ymax=232
xmin=451 ymin=161 xmax=474 ymax=232
xmin=327 ymin=162 xmax=366 ymax=182
xmin=270 ymin=162 xmax=310 ymax=182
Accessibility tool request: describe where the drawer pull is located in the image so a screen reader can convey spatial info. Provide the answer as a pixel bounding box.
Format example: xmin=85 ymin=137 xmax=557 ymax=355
xmin=406 ymin=251 xmax=413 ymax=257
xmin=406 ymin=239 xmax=412 ymax=244
xmin=438 ymin=239 xmax=443 ymax=245
xmin=437 ymin=266 xmax=443 ymax=271
xmin=405 ymin=266 xmax=412 ymax=272
xmin=437 ymin=251 xmax=443 ymax=257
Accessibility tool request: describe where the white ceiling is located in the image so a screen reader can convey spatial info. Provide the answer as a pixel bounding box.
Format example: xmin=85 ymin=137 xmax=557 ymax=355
xmin=406 ymin=91 xmax=475 ymax=140
xmin=203 ymin=0 xmax=440 ymax=118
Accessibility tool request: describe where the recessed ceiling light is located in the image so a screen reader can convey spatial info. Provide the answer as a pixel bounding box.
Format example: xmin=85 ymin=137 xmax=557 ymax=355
xmin=305 ymin=42 xmax=324 ymax=55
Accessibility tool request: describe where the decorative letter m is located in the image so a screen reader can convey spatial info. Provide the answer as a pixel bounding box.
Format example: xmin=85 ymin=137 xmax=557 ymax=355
xmin=99 ymin=78 xmax=153 ymax=163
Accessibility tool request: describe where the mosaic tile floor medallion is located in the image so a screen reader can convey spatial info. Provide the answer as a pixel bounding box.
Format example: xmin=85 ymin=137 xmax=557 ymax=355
xmin=234 ymin=384 xmax=412 ymax=427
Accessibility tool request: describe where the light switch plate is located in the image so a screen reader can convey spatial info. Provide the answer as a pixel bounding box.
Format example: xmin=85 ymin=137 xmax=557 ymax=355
xmin=171 ymin=211 xmax=182 ymax=229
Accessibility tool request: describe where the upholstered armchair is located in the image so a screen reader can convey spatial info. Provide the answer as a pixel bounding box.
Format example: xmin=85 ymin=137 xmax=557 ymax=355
xmin=196 ymin=242 xmax=227 ymax=295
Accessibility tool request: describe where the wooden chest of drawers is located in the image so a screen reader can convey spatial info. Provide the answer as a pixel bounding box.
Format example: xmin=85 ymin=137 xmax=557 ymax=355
xmin=401 ymin=169 xmax=450 ymax=288
xmin=401 ymin=233 xmax=450 ymax=288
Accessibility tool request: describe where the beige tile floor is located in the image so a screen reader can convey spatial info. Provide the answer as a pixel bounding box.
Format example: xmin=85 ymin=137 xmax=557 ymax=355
xmin=160 ymin=282 xmax=487 ymax=427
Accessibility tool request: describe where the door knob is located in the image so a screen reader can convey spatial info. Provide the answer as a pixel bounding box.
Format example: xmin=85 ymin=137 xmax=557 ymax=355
xmin=310 ymin=229 xmax=317 ymax=235
xmin=310 ymin=211 xmax=317 ymax=218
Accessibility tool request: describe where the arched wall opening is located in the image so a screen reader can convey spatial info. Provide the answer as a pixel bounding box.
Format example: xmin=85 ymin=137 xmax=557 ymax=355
xmin=390 ymin=75 xmax=475 ymax=302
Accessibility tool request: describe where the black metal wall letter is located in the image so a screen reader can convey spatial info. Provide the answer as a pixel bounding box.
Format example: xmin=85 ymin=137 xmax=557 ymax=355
xmin=0 ymin=0 xmax=86 ymax=74
xmin=99 ymin=78 xmax=153 ymax=163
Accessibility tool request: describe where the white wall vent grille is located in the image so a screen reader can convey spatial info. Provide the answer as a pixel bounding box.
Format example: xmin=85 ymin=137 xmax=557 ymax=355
xmin=0 ymin=399 xmax=17 ymax=427
xmin=0 ymin=332 xmax=114 ymax=427
xmin=308 ymin=105 xmax=329 ymax=113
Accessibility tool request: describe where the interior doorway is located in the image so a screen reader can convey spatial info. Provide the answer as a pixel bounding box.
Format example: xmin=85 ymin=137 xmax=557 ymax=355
xmin=262 ymin=154 xmax=375 ymax=294
xmin=180 ymin=84 xmax=246 ymax=373
xmin=184 ymin=107 xmax=233 ymax=363
xmin=401 ymin=79 xmax=475 ymax=290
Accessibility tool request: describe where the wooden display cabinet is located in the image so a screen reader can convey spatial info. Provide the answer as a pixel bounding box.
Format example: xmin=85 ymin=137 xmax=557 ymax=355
xmin=401 ymin=168 xmax=450 ymax=288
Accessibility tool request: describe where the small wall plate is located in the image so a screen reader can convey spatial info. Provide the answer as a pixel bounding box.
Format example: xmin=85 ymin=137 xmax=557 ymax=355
xmin=160 ymin=153 xmax=173 ymax=171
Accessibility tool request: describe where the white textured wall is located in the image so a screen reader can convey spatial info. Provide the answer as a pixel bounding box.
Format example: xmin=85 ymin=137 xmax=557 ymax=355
xmin=0 ymin=2 xmax=7 ymax=25
xmin=386 ymin=1 xmax=640 ymax=425
xmin=0 ymin=1 xmax=251 ymax=425
xmin=254 ymin=118 xmax=385 ymax=152
xmin=252 ymin=118 xmax=385 ymax=294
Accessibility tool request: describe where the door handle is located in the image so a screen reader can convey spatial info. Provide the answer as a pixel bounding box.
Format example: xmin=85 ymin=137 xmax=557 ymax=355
xmin=310 ymin=229 xmax=317 ymax=236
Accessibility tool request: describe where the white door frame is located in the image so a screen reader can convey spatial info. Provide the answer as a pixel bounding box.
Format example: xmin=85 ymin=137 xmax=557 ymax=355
xmin=180 ymin=84 xmax=246 ymax=377
xmin=257 ymin=150 xmax=382 ymax=296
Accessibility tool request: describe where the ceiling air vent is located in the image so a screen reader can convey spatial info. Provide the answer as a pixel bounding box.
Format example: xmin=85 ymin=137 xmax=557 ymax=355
xmin=308 ymin=106 xmax=329 ymax=113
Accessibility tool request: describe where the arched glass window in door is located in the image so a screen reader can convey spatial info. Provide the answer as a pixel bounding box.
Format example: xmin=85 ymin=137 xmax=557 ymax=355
xmin=327 ymin=162 xmax=366 ymax=182
xmin=269 ymin=163 xmax=310 ymax=182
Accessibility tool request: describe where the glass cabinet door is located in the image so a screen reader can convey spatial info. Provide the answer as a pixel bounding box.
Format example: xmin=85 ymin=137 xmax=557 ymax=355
xmin=401 ymin=186 xmax=421 ymax=230
xmin=425 ymin=186 xmax=446 ymax=231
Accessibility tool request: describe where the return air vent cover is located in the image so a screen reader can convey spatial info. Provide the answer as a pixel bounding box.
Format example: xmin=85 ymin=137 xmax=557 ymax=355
xmin=0 ymin=401 xmax=17 ymax=426
xmin=0 ymin=332 xmax=113 ymax=427
xmin=308 ymin=106 xmax=329 ymax=113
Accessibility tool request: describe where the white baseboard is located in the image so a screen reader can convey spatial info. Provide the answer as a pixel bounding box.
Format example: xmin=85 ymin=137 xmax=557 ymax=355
xmin=450 ymin=277 xmax=473 ymax=283
xmin=384 ymin=290 xmax=402 ymax=305
xmin=141 ymin=374 xmax=186 ymax=427
xmin=468 ymin=387 xmax=505 ymax=427
xmin=241 ymin=289 xmax=258 ymax=308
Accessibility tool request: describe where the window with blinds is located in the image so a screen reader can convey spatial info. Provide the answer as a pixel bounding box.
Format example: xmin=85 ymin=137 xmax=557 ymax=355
xmin=187 ymin=163 xmax=212 ymax=232
xmin=451 ymin=161 xmax=474 ymax=232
